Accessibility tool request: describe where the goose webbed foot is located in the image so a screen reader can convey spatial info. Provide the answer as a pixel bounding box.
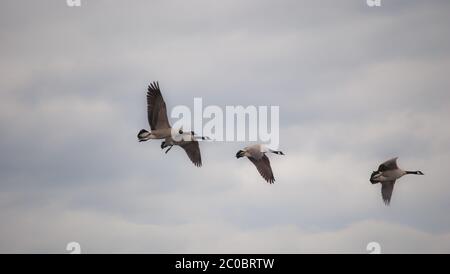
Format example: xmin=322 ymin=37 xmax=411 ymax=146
xmin=165 ymin=145 xmax=174 ymax=154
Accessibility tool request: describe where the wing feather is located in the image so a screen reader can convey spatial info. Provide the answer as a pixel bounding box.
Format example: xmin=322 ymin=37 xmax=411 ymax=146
xmin=175 ymin=140 xmax=202 ymax=167
xmin=381 ymin=181 xmax=396 ymax=206
xmin=248 ymin=154 xmax=275 ymax=184
xmin=378 ymin=157 xmax=399 ymax=172
xmin=147 ymin=82 xmax=171 ymax=130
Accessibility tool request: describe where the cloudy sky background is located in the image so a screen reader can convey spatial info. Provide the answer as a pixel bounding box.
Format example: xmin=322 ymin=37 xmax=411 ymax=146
xmin=1 ymin=0 xmax=450 ymax=253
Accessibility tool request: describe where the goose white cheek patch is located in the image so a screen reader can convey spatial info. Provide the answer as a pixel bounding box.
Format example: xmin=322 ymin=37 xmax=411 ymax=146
xmin=170 ymin=97 xmax=280 ymax=148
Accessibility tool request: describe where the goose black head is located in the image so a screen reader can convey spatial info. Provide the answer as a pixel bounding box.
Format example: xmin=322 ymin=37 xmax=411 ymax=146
xmin=370 ymin=171 xmax=380 ymax=184
xmin=138 ymin=129 xmax=150 ymax=141
xmin=138 ymin=129 xmax=148 ymax=137
xmin=236 ymin=150 xmax=245 ymax=159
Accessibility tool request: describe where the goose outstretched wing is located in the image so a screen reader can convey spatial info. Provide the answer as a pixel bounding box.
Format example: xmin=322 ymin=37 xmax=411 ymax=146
xmin=381 ymin=181 xmax=396 ymax=206
xmin=147 ymin=81 xmax=171 ymax=130
xmin=248 ymin=154 xmax=275 ymax=184
xmin=378 ymin=157 xmax=399 ymax=172
xmin=176 ymin=140 xmax=202 ymax=167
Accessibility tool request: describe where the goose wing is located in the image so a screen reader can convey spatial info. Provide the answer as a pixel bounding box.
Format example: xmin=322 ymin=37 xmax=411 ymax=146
xmin=248 ymin=154 xmax=275 ymax=184
xmin=147 ymin=82 xmax=171 ymax=130
xmin=378 ymin=157 xmax=399 ymax=172
xmin=381 ymin=181 xmax=396 ymax=206
xmin=175 ymin=140 xmax=202 ymax=167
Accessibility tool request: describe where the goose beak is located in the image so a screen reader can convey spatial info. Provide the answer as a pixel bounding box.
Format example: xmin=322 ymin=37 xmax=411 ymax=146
xmin=236 ymin=150 xmax=244 ymax=159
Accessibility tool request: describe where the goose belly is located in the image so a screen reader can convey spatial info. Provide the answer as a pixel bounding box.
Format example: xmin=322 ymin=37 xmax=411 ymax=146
xmin=380 ymin=170 xmax=405 ymax=181
xmin=150 ymin=129 xmax=172 ymax=139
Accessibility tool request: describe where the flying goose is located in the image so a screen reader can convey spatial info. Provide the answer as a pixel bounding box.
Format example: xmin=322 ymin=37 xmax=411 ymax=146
xmin=137 ymin=81 xmax=204 ymax=167
xmin=236 ymin=144 xmax=284 ymax=184
xmin=160 ymin=132 xmax=203 ymax=167
xmin=370 ymin=157 xmax=424 ymax=205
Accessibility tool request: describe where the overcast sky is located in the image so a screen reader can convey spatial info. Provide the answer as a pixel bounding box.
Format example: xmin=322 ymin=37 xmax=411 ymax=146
xmin=1 ymin=0 xmax=450 ymax=253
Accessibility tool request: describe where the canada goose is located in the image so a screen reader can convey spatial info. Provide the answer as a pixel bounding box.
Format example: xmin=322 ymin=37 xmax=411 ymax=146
xmin=370 ymin=157 xmax=424 ymax=205
xmin=236 ymin=144 xmax=284 ymax=184
xmin=138 ymin=82 xmax=176 ymax=141
xmin=161 ymin=132 xmax=203 ymax=167
xmin=138 ymin=81 xmax=204 ymax=167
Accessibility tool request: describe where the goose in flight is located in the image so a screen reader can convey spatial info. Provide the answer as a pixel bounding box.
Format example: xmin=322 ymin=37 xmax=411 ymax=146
xmin=236 ymin=144 xmax=284 ymax=184
xmin=160 ymin=133 xmax=203 ymax=167
xmin=137 ymin=81 xmax=204 ymax=167
xmin=370 ymin=157 xmax=424 ymax=205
